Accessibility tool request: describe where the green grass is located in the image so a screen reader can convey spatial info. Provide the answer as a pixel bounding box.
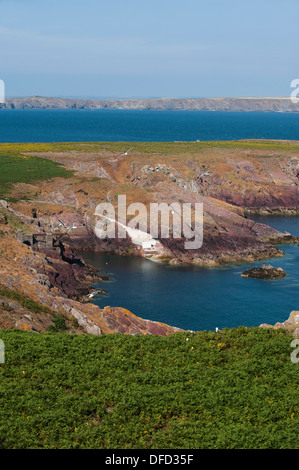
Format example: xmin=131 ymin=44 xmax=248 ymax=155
xmin=0 ymin=327 xmax=298 ymax=449
xmin=1 ymin=139 xmax=298 ymax=161
xmin=0 ymin=285 xmax=70 ymax=333
xmin=53 ymin=139 xmax=299 ymax=155
xmin=0 ymin=152 xmax=73 ymax=200
xmin=0 ymin=208 xmax=32 ymax=233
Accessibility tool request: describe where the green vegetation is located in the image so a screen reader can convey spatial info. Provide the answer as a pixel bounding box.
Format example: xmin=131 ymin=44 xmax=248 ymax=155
xmin=73 ymin=139 xmax=299 ymax=154
xmin=1 ymin=139 xmax=298 ymax=163
xmin=0 ymin=327 xmax=298 ymax=449
xmin=0 ymin=285 xmax=71 ymax=333
xmin=0 ymin=285 xmax=53 ymax=316
xmin=0 ymin=150 xmax=72 ymax=199
xmin=0 ymin=208 xmax=31 ymax=233
xmin=47 ymin=314 xmax=68 ymax=333
xmin=104 ymin=139 xmax=299 ymax=154
xmin=69 ymin=139 xmax=299 ymax=156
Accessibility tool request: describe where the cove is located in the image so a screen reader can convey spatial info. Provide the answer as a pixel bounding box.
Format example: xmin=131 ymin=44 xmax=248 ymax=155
xmin=81 ymin=216 xmax=299 ymax=332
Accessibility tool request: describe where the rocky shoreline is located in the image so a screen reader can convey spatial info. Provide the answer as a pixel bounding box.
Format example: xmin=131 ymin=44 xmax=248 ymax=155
xmin=0 ymin=140 xmax=298 ymax=336
xmin=0 ymin=233 xmax=183 ymax=336
xmin=1 ymin=201 xmax=298 ymax=337
xmin=62 ymin=225 xmax=297 ymax=268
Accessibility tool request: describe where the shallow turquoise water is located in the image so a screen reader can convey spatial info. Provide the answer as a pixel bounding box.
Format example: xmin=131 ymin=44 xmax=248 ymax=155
xmin=82 ymin=216 xmax=299 ymax=332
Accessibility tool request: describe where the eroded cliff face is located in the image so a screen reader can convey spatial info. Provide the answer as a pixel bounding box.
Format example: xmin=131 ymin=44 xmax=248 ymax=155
xmin=0 ymin=140 xmax=298 ymax=335
xmin=0 ymin=228 xmax=183 ymax=335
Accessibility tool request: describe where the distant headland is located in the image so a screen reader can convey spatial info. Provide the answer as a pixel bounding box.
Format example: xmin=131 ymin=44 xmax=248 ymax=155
xmin=1 ymin=96 xmax=298 ymax=112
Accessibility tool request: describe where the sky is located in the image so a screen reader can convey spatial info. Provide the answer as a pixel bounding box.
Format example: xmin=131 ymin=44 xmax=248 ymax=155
xmin=0 ymin=0 xmax=298 ymax=98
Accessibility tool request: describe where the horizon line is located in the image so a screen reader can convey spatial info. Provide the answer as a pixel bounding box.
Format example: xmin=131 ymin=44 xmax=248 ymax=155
xmin=5 ymin=95 xmax=292 ymax=101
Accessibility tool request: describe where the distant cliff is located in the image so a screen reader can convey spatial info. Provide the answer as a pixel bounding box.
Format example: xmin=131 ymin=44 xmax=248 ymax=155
xmin=1 ymin=96 xmax=299 ymax=112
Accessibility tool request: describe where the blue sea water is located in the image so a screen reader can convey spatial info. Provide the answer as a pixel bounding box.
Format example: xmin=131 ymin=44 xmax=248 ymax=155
xmin=0 ymin=108 xmax=298 ymax=142
xmin=82 ymin=216 xmax=299 ymax=332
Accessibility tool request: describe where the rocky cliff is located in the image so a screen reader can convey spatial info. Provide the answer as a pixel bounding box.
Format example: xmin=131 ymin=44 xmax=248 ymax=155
xmin=1 ymin=96 xmax=299 ymax=112
xmin=0 ymin=224 xmax=183 ymax=336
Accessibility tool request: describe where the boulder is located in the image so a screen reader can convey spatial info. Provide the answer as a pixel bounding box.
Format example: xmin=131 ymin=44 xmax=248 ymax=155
xmin=241 ymin=264 xmax=286 ymax=279
xmin=0 ymin=200 xmax=8 ymax=209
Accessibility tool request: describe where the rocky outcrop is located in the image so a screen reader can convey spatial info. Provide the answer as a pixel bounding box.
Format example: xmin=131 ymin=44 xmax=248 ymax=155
xmin=32 ymin=241 xmax=102 ymax=299
xmin=183 ymin=155 xmax=299 ymax=214
xmin=260 ymin=310 xmax=299 ymax=338
xmin=241 ymin=264 xmax=286 ymax=279
xmin=101 ymin=306 xmax=183 ymax=335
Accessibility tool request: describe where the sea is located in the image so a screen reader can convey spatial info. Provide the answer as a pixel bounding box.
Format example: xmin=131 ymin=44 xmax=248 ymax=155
xmin=0 ymin=108 xmax=298 ymax=142
xmin=1 ymin=108 xmax=298 ymax=331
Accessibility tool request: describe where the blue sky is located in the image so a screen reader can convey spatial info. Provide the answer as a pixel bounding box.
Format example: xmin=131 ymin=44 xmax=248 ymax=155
xmin=0 ymin=0 xmax=298 ymax=98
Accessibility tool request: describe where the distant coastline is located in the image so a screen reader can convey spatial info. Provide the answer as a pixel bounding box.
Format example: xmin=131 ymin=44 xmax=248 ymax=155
xmin=1 ymin=96 xmax=299 ymax=112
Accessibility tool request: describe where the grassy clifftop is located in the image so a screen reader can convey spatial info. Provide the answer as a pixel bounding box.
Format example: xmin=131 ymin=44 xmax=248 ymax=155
xmin=0 ymin=148 xmax=72 ymax=200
